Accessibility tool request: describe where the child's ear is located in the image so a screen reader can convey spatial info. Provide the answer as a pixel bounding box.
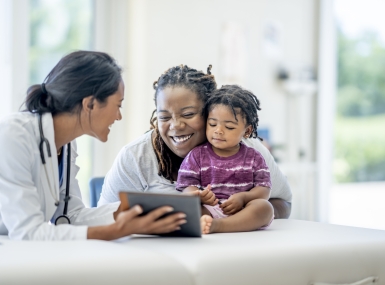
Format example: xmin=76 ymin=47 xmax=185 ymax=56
xmin=244 ymin=126 xmax=253 ymax=138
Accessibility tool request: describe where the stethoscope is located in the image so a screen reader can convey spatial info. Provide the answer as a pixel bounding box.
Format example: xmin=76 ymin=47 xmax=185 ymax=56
xmin=38 ymin=113 xmax=71 ymax=225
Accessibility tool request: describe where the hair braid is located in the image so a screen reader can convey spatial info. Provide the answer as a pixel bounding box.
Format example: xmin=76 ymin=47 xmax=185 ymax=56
xmin=150 ymin=65 xmax=217 ymax=183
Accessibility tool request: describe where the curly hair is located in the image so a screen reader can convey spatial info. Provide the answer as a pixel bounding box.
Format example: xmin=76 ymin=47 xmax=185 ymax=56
xmin=203 ymin=85 xmax=262 ymax=140
xmin=150 ymin=64 xmax=217 ymax=182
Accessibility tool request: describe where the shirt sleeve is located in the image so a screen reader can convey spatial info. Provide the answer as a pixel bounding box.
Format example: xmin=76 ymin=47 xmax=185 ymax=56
xmin=176 ymin=149 xmax=202 ymax=191
xmin=98 ymin=145 xmax=146 ymax=206
xmin=252 ymin=151 xmax=272 ymax=189
xmin=242 ymin=138 xmax=292 ymax=202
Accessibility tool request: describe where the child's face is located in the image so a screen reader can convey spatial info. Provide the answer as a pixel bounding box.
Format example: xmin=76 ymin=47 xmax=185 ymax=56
xmin=206 ymin=104 xmax=252 ymax=156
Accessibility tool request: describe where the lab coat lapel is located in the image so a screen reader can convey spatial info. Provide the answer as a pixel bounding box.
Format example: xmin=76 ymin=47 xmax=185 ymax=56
xmin=38 ymin=113 xmax=60 ymax=221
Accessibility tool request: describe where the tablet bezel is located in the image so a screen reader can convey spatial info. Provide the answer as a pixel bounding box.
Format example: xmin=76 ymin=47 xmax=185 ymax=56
xmin=119 ymin=191 xmax=202 ymax=237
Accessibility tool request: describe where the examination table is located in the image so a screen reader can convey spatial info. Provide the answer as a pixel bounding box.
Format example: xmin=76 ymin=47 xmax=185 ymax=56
xmin=1 ymin=219 xmax=384 ymax=285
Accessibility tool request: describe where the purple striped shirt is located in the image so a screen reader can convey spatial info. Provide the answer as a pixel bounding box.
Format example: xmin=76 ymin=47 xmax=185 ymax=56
xmin=176 ymin=142 xmax=271 ymax=199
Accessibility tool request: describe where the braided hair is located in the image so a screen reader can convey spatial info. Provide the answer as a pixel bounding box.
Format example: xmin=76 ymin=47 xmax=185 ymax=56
xmin=150 ymin=65 xmax=217 ymax=182
xmin=204 ymin=85 xmax=262 ymax=140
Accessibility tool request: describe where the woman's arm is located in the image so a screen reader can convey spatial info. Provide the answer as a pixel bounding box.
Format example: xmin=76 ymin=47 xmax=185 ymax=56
xmin=243 ymin=138 xmax=293 ymax=214
xmin=269 ymin=198 xmax=291 ymax=219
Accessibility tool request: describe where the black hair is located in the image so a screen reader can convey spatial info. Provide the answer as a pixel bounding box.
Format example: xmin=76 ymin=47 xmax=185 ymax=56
xmin=24 ymin=50 xmax=122 ymax=115
xmin=150 ymin=64 xmax=217 ymax=183
xmin=204 ymin=85 xmax=262 ymax=140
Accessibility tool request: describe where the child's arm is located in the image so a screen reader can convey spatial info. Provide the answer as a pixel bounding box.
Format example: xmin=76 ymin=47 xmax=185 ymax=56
xmin=241 ymin=185 xmax=271 ymax=203
xmin=183 ymin=185 xmax=218 ymax=206
xmin=220 ymin=186 xmax=270 ymax=215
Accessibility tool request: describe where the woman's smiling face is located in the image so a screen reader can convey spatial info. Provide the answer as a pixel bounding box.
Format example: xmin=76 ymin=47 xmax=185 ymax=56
xmin=156 ymin=86 xmax=206 ymax=158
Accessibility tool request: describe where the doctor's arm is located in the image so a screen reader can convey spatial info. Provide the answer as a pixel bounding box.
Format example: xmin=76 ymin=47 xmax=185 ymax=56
xmin=64 ymin=142 xmax=186 ymax=240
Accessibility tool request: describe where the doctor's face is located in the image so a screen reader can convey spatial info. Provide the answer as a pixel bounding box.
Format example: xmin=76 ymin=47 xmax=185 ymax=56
xmin=89 ymin=80 xmax=124 ymax=142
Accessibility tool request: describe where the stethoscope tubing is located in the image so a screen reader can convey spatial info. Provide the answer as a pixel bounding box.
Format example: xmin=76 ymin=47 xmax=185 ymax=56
xmin=63 ymin=144 xmax=71 ymax=216
xmin=38 ymin=113 xmax=71 ymax=224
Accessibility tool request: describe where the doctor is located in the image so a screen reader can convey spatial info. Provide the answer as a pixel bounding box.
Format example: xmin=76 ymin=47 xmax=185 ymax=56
xmin=0 ymin=51 xmax=186 ymax=240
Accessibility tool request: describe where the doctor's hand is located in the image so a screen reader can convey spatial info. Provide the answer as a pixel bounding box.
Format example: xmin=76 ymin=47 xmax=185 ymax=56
xmin=87 ymin=206 xmax=186 ymax=240
xmin=114 ymin=205 xmax=187 ymax=236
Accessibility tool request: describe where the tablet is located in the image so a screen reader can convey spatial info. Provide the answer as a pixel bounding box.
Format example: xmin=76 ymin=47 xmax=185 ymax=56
xmin=119 ymin=191 xmax=202 ymax=237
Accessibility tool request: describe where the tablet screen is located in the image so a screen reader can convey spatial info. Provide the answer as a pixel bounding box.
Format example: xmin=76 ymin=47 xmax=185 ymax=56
xmin=119 ymin=191 xmax=202 ymax=237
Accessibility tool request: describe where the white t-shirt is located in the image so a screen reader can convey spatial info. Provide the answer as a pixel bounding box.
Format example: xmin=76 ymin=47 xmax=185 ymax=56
xmin=98 ymin=131 xmax=292 ymax=206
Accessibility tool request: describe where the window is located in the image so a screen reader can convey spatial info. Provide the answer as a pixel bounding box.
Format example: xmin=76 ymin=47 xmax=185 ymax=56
xmin=330 ymin=0 xmax=385 ymax=230
xmin=30 ymin=0 xmax=94 ymax=206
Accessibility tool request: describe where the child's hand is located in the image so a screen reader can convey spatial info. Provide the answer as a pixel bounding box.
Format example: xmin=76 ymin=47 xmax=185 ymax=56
xmin=220 ymin=193 xmax=245 ymax=215
xmin=199 ymin=184 xmax=218 ymax=206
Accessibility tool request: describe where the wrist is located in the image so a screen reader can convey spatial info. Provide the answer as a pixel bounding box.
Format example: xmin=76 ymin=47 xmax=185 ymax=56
xmin=87 ymin=223 xmax=120 ymax=241
xmin=112 ymin=215 xmax=129 ymax=237
xmin=108 ymin=221 xmax=132 ymax=240
xmin=236 ymin=192 xmax=247 ymax=205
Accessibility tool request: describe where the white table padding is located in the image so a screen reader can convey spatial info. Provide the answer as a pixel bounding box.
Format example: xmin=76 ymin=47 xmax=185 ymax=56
xmin=1 ymin=219 xmax=384 ymax=285
xmin=126 ymin=219 xmax=385 ymax=285
xmin=0 ymin=240 xmax=194 ymax=285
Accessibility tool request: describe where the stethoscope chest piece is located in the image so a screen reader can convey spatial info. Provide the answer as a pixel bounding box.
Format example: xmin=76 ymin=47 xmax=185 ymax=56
xmin=55 ymin=215 xmax=71 ymax=225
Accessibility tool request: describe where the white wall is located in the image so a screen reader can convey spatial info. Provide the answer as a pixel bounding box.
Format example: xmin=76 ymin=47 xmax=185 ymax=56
xmin=0 ymin=0 xmax=12 ymax=115
xmin=91 ymin=0 xmax=131 ymax=177
xmin=124 ymin=0 xmax=318 ymax=158
xmin=0 ymin=0 xmax=29 ymax=117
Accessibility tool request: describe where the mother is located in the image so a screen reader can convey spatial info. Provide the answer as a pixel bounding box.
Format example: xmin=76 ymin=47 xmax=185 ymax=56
xmin=99 ymin=65 xmax=292 ymax=218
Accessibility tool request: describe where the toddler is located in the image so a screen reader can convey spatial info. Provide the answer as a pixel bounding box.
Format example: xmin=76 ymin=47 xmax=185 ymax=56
xmin=176 ymin=85 xmax=274 ymax=234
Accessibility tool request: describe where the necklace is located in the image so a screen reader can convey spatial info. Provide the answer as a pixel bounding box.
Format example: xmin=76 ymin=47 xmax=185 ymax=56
xmin=57 ymin=147 xmax=62 ymax=156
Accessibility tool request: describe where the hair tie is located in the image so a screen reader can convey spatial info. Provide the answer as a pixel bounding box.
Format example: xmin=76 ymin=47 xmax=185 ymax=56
xmin=41 ymin=83 xmax=47 ymax=94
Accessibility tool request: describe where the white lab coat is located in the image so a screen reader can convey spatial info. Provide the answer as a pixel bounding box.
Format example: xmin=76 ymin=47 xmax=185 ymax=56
xmin=0 ymin=112 xmax=119 ymax=240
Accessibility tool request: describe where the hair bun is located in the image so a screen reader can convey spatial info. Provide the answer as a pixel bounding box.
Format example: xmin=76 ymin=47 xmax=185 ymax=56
xmin=41 ymin=83 xmax=47 ymax=94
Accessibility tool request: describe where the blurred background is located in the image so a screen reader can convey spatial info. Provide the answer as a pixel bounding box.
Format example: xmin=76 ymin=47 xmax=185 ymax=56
xmin=1 ymin=0 xmax=384 ymax=229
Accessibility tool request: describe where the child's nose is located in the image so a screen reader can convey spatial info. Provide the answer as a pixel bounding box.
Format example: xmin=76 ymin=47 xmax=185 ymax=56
xmin=214 ymin=127 xmax=223 ymax=134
